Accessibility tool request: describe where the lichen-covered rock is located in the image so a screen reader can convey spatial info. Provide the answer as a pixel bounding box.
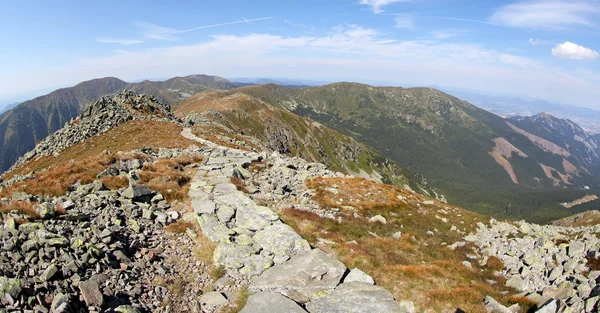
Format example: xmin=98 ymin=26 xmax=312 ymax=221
xmin=253 ymin=224 xmax=310 ymax=263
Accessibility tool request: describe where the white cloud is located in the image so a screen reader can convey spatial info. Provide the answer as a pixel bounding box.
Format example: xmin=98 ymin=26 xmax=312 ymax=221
xmin=2 ymin=25 xmax=600 ymax=109
xmin=552 ymin=41 xmax=599 ymax=60
xmin=96 ymin=38 xmax=143 ymax=45
xmin=359 ymin=0 xmax=411 ymax=13
xmin=529 ymin=38 xmax=541 ymax=45
xmin=394 ymin=15 xmax=414 ymax=29
xmin=491 ymin=0 xmax=600 ymax=29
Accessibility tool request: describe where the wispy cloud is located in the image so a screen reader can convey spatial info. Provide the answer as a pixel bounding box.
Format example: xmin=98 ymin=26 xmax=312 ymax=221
xmin=284 ymin=19 xmax=316 ymax=31
xmin=430 ymin=30 xmax=466 ymax=39
xmin=96 ymin=38 xmax=144 ymax=45
xmin=394 ymin=15 xmax=414 ymax=29
xmin=529 ymin=38 xmax=541 ymax=45
xmin=359 ymin=0 xmax=411 ymax=14
xmin=552 ymin=41 xmax=599 ymax=60
xmin=491 ymin=0 xmax=600 ymax=29
xmin=427 ymin=16 xmax=499 ymax=26
xmin=134 ymin=17 xmax=274 ymax=41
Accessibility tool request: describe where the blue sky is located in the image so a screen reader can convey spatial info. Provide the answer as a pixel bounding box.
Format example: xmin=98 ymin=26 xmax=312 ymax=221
xmin=1 ymin=0 xmax=600 ymax=109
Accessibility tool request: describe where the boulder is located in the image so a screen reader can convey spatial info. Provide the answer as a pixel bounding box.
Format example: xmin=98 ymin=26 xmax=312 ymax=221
xmin=40 ymin=264 xmax=59 ymax=281
xmin=344 ymin=268 xmax=375 ymax=285
xmin=239 ymin=292 xmax=307 ymax=313
xmin=122 ymin=185 xmax=155 ymax=203
xmin=253 ymin=224 xmax=311 ymax=263
xmin=369 ymin=215 xmax=387 ymax=224
xmin=200 ymin=291 xmax=228 ymax=307
xmin=36 ymin=202 xmax=55 ymax=219
xmin=250 ymin=249 xmax=346 ymax=300
xmin=51 ymin=293 xmax=70 ymax=313
xmin=79 ymin=279 xmax=104 ymax=307
xmin=0 ymin=276 xmax=22 ymax=300
xmin=306 ymin=282 xmax=406 ymax=313
xmin=192 ymin=199 xmax=217 ymax=215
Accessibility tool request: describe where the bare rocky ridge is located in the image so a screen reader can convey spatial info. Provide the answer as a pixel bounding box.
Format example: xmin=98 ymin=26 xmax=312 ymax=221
xmin=7 ymin=91 xmax=176 ymax=175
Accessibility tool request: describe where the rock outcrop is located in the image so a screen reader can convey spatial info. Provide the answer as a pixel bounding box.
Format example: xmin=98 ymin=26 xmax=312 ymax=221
xmin=7 ymin=91 xmax=176 ymax=174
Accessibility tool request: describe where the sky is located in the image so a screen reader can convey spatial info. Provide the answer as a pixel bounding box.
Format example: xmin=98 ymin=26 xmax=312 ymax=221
xmin=1 ymin=0 xmax=600 ymax=109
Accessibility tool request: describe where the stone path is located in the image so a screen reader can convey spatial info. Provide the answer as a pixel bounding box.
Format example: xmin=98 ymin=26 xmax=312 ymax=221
xmin=182 ymin=128 xmax=412 ymax=313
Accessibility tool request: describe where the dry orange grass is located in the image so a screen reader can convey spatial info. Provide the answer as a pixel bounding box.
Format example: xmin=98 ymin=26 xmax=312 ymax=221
xmin=138 ymin=155 xmax=203 ymax=202
xmin=0 ymin=121 xmax=200 ymax=199
xmin=230 ymin=176 xmax=248 ymax=193
xmin=0 ymin=201 xmax=39 ymax=219
xmin=0 ymin=153 xmax=119 ymax=198
xmin=101 ymin=176 xmax=129 ymax=190
xmin=306 ymin=177 xmax=417 ymax=210
xmin=279 ymin=177 xmax=530 ymax=312
xmin=165 ymin=220 xmax=194 ymax=234
xmin=3 ymin=120 xmax=197 ymax=181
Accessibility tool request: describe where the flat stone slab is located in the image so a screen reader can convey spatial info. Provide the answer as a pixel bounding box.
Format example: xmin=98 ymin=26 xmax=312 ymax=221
xmin=250 ymin=249 xmax=346 ymax=300
xmin=235 ymin=204 xmax=280 ymax=231
xmin=306 ymin=282 xmax=405 ymax=313
xmin=192 ymin=199 xmax=217 ymax=215
xmin=197 ymin=215 xmax=234 ymax=243
xmin=239 ymin=292 xmax=307 ymax=313
xmin=253 ymin=224 xmax=311 ymax=262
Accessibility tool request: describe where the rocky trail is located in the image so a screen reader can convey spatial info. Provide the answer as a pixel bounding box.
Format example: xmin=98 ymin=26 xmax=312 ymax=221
xmin=182 ymin=128 xmax=415 ymax=312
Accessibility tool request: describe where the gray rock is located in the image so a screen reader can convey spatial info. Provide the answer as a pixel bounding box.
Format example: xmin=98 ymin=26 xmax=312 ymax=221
xmin=536 ymin=299 xmax=557 ymax=313
xmin=253 ymin=224 xmax=311 ymax=262
xmin=200 ymin=291 xmax=228 ymax=307
xmin=392 ymin=231 xmax=403 ymax=239
xmin=250 ymin=249 xmax=346 ymax=300
xmin=239 ymin=292 xmax=307 ymax=313
xmin=484 ymin=296 xmax=513 ymax=313
xmin=40 ymin=264 xmax=59 ymax=281
xmin=197 ymin=214 xmax=234 ymax=243
xmin=51 ymin=293 xmax=70 ymax=313
xmin=36 ymin=202 xmax=55 ymax=219
xmin=369 ymin=215 xmax=387 ymax=224
xmin=0 ymin=276 xmax=21 ymax=299
xmin=344 ymin=268 xmax=375 ymax=285
xmin=306 ymin=282 xmax=406 ymax=313
xmin=79 ymin=279 xmax=104 ymax=307
xmin=115 ymin=305 xmax=141 ymax=313
xmin=122 ymin=185 xmax=155 ymax=202
xmin=192 ymin=199 xmax=217 ymax=215
xmin=505 ymin=276 xmax=524 ymax=291
xmin=235 ymin=204 xmax=279 ymax=231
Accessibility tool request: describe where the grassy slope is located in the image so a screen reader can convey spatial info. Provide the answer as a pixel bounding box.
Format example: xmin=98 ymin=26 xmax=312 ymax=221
xmin=175 ymin=91 xmax=434 ymax=195
xmin=281 ymin=177 xmax=535 ymax=313
xmin=236 ymin=84 xmax=593 ymax=223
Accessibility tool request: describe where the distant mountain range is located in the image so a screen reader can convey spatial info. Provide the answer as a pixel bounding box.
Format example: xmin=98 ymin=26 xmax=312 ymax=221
xmin=0 ymin=75 xmax=247 ymax=173
xmin=448 ymin=90 xmax=600 ymax=134
xmin=2 ymin=75 xmax=599 ymax=222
